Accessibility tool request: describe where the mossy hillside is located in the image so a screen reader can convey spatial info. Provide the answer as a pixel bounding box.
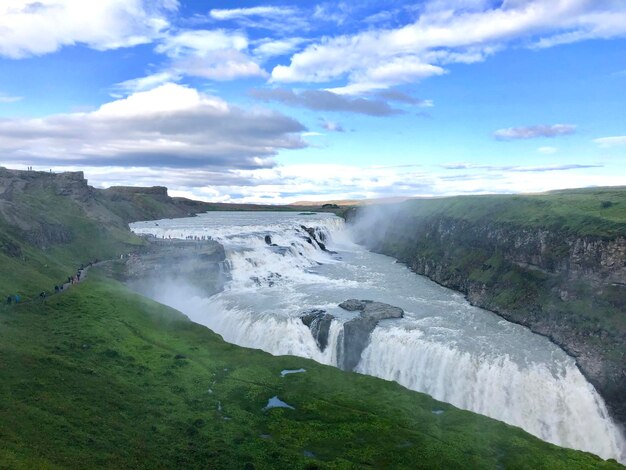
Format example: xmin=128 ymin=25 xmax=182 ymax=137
xmin=0 ymin=274 xmax=619 ymax=469
xmin=0 ymin=186 xmax=143 ymax=300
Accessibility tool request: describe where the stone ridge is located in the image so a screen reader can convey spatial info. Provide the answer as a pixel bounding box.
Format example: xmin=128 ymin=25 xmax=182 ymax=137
xmin=105 ymin=186 xmax=169 ymax=196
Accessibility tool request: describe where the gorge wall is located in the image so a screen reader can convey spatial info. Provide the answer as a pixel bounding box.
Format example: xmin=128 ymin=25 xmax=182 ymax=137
xmin=0 ymin=167 xmax=216 ymax=299
xmin=346 ymin=188 xmax=626 ymax=427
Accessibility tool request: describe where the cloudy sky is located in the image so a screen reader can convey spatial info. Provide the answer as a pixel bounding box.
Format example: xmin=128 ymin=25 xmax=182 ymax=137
xmin=0 ymin=0 xmax=624 ymax=203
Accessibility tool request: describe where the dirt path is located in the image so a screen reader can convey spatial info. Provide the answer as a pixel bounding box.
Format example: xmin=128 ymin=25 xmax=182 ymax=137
xmin=4 ymin=259 xmax=114 ymax=307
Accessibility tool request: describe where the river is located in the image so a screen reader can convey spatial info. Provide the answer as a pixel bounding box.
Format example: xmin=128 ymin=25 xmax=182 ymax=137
xmin=130 ymin=211 xmax=625 ymax=462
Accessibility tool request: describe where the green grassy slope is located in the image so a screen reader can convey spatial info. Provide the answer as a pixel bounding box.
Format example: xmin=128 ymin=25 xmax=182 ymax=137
xmin=397 ymin=187 xmax=626 ymax=238
xmin=0 ymin=187 xmax=141 ymax=300
xmin=0 ymin=274 xmax=619 ymax=469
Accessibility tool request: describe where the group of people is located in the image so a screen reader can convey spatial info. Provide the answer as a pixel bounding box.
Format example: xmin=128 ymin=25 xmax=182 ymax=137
xmin=5 ymin=259 xmax=99 ymax=306
xmin=184 ymin=235 xmax=209 ymax=241
xmin=5 ymin=294 xmax=21 ymax=305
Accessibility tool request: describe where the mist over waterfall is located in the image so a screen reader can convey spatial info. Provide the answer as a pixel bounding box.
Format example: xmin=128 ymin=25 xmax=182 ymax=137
xmin=131 ymin=212 xmax=625 ymax=462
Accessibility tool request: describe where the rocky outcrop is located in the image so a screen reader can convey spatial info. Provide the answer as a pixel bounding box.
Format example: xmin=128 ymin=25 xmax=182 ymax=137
xmin=300 ymin=299 xmax=404 ymax=371
xmin=0 ymin=168 xmax=91 ymax=203
xmin=300 ymin=309 xmax=334 ymax=351
xmin=300 ymin=225 xmax=329 ymax=252
xmin=0 ymin=167 xmax=223 ymax=299
xmin=0 ymin=168 xmax=216 ymax=251
xmin=105 ymin=186 xmax=169 ymax=199
xmin=122 ymin=237 xmax=226 ymax=296
xmin=338 ymin=300 xmax=404 ymax=370
xmin=347 ymin=202 xmax=626 ymax=426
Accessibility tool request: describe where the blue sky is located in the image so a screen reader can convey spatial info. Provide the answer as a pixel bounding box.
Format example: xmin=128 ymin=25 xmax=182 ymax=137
xmin=0 ymin=0 xmax=624 ymax=203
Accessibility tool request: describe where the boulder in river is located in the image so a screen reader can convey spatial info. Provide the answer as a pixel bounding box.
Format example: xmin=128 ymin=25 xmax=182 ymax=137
xmin=338 ymin=299 xmax=404 ymax=371
xmin=300 ymin=225 xmax=329 ymax=252
xmin=300 ymin=300 xmax=404 ymax=371
xmin=338 ymin=299 xmax=404 ymax=319
xmin=300 ymin=309 xmax=334 ymax=352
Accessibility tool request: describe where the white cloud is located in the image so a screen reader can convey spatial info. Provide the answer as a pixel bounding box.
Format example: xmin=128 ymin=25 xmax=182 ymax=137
xmin=156 ymin=30 xmax=267 ymax=80
xmin=68 ymin=161 xmax=623 ymax=205
xmin=537 ymin=146 xmax=558 ymax=154
xmin=0 ymin=94 xmax=23 ymax=103
xmin=156 ymin=29 xmax=248 ymax=57
xmin=0 ymin=0 xmax=178 ymax=58
xmin=172 ymin=49 xmax=267 ymax=81
xmin=494 ymin=124 xmax=576 ymax=140
xmin=209 ymin=6 xmax=296 ymax=21
xmin=593 ymin=136 xmax=626 ymax=148
xmin=0 ymin=83 xmax=306 ymax=169
xmin=312 ymin=2 xmax=354 ymax=26
xmin=114 ymin=71 xmax=181 ymax=94
xmin=271 ymin=1 xmax=626 ymax=92
xmin=206 ymin=6 xmax=308 ymax=33
xmin=253 ymin=38 xmax=309 ymax=60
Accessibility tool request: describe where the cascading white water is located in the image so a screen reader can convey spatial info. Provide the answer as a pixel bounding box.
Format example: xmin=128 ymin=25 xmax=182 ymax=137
xmin=358 ymin=327 xmax=623 ymax=459
xmin=131 ymin=212 xmax=625 ymax=462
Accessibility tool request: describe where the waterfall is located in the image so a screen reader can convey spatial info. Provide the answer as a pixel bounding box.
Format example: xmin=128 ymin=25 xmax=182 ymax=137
xmin=130 ymin=212 xmax=625 ymax=462
xmin=358 ymin=326 xmax=623 ymax=460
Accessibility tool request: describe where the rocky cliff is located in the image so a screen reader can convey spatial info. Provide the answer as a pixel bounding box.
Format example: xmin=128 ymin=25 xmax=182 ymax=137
xmin=122 ymin=236 xmax=226 ymax=296
xmin=346 ymin=188 xmax=626 ymax=427
xmin=0 ymin=168 xmax=215 ymax=298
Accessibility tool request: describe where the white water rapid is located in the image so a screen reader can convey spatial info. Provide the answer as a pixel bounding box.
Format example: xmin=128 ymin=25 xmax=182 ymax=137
xmin=131 ymin=211 xmax=625 ymax=462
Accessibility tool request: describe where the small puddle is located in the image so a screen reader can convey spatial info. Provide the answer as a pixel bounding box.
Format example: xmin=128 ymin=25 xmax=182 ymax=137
xmin=280 ymin=368 xmax=306 ymax=377
xmin=263 ymin=396 xmax=295 ymax=411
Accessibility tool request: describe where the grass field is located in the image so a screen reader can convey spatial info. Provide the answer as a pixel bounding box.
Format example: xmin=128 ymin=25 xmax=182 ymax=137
xmin=389 ymin=187 xmax=626 ymax=238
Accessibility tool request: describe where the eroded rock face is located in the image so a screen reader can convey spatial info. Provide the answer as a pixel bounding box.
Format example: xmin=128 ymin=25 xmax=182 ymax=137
xmin=300 ymin=309 xmax=334 ymax=352
xmin=347 ymin=205 xmax=626 ymax=426
xmin=300 ymin=225 xmax=329 ymax=252
xmin=338 ymin=300 xmax=404 ymax=371
xmin=300 ymin=299 xmax=404 ymax=371
xmin=123 ymin=238 xmax=227 ymax=296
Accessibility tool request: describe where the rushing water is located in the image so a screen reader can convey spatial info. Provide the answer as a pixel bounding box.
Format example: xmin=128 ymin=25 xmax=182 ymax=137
xmin=131 ymin=211 xmax=625 ymax=462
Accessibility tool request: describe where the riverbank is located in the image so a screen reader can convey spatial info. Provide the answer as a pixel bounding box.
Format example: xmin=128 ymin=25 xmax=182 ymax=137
xmin=344 ymin=187 xmax=626 ymax=428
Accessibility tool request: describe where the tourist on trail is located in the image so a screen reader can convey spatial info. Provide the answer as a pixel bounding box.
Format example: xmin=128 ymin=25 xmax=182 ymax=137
xmin=6 ymin=296 xmax=12 ymax=305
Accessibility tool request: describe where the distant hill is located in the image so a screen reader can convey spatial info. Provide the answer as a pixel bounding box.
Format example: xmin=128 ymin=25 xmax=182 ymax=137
xmin=290 ymin=196 xmax=412 ymax=206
